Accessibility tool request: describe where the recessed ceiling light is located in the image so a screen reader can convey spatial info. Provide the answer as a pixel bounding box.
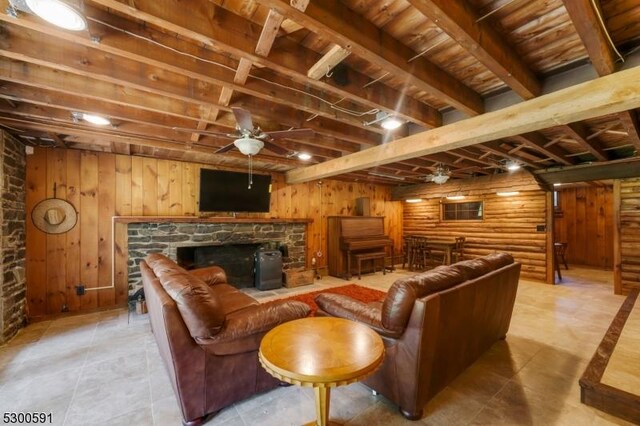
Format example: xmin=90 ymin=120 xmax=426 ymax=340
xmin=405 ymin=198 xmax=422 ymax=203
xmin=82 ymin=113 xmax=111 ymax=126
xmin=26 ymin=0 xmax=87 ymax=31
xmin=297 ymin=152 xmax=312 ymax=161
xmin=380 ymin=117 xmax=403 ymax=130
xmin=497 ymin=191 xmax=520 ymax=197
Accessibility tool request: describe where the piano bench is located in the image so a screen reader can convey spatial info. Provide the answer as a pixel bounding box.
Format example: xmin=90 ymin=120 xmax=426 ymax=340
xmin=353 ymin=251 xmax=387 ymax=280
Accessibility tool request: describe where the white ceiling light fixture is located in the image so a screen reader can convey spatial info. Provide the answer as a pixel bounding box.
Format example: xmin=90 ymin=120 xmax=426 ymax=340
xmin=506 ymin=160 xmax=521 ymax=171
xmin=497 ymin=191 xmax=520 ymax=197
xmin=233 ymin=137 xmax=264 ymax=156
xmin=405 ymin=198 xmax=422 ymax=203
xmin=426 ymin=164 xmax=451 ymax=185
xmin=446 ymin=195 xmax=465 ymax=200
xmin=71 ymin=111 xmax=111 ymax=126
xmin=553 ymin=183 xmax=562 ymax=187
xmin=297 ymin=152 xmax=312 ymax=161
xmin=82 ymin=113 xmax=111 ymax=126
xmin=363 ymin=111 xmax=404 ymax=131
xmin=380 ymin=116 xmax=403 ymax=130
xmin=24 ymin=0 xmax=87 ymax=31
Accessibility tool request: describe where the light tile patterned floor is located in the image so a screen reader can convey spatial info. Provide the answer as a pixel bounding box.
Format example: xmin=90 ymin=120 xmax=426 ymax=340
xmin=0 ymin=266 xmax=635 ymax=425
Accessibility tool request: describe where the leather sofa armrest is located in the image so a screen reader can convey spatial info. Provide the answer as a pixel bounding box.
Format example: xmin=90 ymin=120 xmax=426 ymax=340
xmin=315 ymin=294 xmax=402 ymax=338
xmin=199 ymin=300 xmax=310 ymax=355
xmin=188 ymin=266 xmax=227 ymax=286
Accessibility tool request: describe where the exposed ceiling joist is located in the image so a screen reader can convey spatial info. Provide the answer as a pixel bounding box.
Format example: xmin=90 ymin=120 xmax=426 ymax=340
xmin=406 ymin=0 xmax=541 ymax=99
xmin=307 ymin=45 xmax=351 ymax=80
xmin=511 ymin=133 xmax=573 ymax=165
xmin=89 ymin=0 xmax=442 ymax=128
xmin=561 ymin=123 xmax=608 ymax=161
xmin=286 ymin=64 xmax=640 ymax=183
xmin=618 ymin=110 xmax=640 ymax=152
xmin=253 ymin=0 xmax=484 ymax=116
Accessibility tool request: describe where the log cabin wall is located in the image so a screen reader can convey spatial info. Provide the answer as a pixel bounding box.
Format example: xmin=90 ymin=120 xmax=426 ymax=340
xmin=553 ymin=186 xmax=614 ymax=269
xmin=394 ymin=171 xmax=550 ymax=282
xmin=403 ymin=192 xmax=548 ymax=282
xmin=616 ymin=178 xmax=640 ymax=294
xmin=25 ymin=148 xmax=402 ymax=317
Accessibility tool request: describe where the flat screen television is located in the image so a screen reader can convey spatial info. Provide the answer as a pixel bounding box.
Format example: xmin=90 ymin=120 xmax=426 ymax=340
xmin=199 ymin=169 xmax=272 ymax=212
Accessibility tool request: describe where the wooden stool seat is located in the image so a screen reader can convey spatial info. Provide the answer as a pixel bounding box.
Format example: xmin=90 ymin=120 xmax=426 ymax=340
xmin=353 ymin=251 xmax=387 ymax=280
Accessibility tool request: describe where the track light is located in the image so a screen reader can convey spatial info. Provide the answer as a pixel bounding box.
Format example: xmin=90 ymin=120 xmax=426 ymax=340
xmin=72 ymin=112 xmax=111 ymax=126
xmin=297 ymin=152 xmax=312 ymax=161
xmin=363 ymin=111 xmax=404 ymax=131
xmin=506 ymin=160 xmax=521 ymax=171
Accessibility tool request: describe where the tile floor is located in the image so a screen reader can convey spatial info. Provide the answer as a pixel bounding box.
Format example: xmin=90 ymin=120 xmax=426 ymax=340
xmin=0 ymin=266 xmax=635 ymax=426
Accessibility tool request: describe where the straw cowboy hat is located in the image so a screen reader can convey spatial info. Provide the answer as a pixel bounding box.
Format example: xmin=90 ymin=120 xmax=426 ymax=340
xmin=31 ymin=198 xmax=78 ymax=234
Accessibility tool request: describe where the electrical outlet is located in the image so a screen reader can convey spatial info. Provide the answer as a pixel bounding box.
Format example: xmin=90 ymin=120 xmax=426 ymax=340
xmin=76 ymin=285 xmax=85 ymax=296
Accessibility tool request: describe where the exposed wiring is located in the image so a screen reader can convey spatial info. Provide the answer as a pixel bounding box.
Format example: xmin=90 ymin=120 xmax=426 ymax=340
xmin=589 ymin=0 xmax=624 ymax=62
xmin=407 ymin=38 xmax=447 ymax=63
xmin=476 ymin=0 xmax=520 ymax=22
xmin=88 ymin=17 xmax=379 ymax=118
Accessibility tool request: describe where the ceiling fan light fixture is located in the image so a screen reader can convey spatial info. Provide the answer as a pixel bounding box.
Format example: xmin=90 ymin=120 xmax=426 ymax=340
xmin=297 ymin=152 xmax=312 ymax=161
xmin=233 ymin=137 xmax=264 ymax=156
xmin=25 ymin=0 xmax=87 ymax=31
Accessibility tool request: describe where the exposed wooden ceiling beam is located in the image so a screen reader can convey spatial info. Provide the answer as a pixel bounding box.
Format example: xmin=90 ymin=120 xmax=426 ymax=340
xmin=480 ymin=141 xmax=540 ymax=169
xmin=510 ymin=132 xmax=573 ymax=165
xmin=618 ymin=110 xmax=640 ymax=152
xmin=285 ymin=65 xmax=640 ymax=183
xmin=255 ymin=9 xmax=285 ymax=57
xmin=406 ymin=0 xmax=540 ymax=99
xmin=562 ymin=0 xmax=618 ymax=76
xmin=0 ymin=2 xmax=399 ymax=136
xmin=307 ymin=45 xmax=351 ymax=80
xmin=253 ymin=0 xmax=483 ymax=116
xmin=89 ymin=0 xmax=441 ymax=128
xmin=561 ymin=123 xmax=608 ymax=161
xmin=47 ymin=132 xmax=67 ymax=148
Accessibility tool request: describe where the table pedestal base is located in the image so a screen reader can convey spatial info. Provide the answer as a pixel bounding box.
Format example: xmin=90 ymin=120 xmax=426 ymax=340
xmin=303 ymin=387 xmax=341 ymax=426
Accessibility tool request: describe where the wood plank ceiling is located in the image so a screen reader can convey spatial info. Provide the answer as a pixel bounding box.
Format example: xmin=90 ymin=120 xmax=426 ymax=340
xmin=0 ymin=0 xmax=639 ymax=185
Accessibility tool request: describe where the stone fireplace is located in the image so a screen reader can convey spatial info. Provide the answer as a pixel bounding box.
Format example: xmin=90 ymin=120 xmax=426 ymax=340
xmin=125 ymin=219 xmax=308 ymax=296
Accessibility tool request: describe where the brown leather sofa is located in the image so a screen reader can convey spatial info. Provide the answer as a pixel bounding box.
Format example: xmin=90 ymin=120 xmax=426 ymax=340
xmin=315 ymin=252 xmax=521 ymax=420
xmin=140 ymin=253 xmax=310 ymax=425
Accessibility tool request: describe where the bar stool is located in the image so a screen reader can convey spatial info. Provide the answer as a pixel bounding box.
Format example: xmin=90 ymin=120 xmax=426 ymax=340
xmin=452 ymin=236 xmax=466 ymax=263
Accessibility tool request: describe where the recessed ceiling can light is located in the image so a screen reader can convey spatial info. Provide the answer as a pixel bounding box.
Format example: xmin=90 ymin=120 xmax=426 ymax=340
xmin=497 ymin=191 xmax=520 ymax=197
xmin=297 ymin=152 xmax=312 ymax=161
xmin=381 ymin=117 xmax=403 ymax=130
xmin=26 ymin=0 xmax=87 ymax=31
xmin=405 ymin=198 xmax=422 ymax=203
xmin=82 ymin=113 xmax=111 ymax=126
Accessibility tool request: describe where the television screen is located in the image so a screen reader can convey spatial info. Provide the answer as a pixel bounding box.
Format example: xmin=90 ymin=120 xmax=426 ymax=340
xmin=199 ymin=169 xmax=272 ymax=212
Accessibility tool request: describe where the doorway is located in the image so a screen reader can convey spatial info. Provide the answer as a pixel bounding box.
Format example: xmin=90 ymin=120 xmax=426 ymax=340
xmin=552 ymin=182 xmax=614 ymax=287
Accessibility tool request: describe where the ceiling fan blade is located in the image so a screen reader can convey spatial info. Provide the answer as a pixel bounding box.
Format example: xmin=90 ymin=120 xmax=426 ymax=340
xmin=171 ymin=126 xmax=233 ymax=138
xmin=231 ymin=107 xmax=254 ymax=131
xmin=262 ymin=140 xmax=290 ymax=156
xmin=264 ymin=128 xmax=314 ymax=139
xmin=215 ymin=142 xmax=237 ymax=153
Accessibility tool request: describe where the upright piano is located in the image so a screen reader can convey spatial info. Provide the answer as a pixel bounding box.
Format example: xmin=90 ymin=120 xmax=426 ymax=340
xmin=327 ymin=216 xmax=394 ymax=280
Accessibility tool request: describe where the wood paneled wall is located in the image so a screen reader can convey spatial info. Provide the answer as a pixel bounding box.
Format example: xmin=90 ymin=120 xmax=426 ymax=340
xmin=403 ymin=192 xmax=549 ymax=282
xmin=616 ymin=178 xmax=640 ymax=294
xmin=554 ymin=186 xmax=614 ymax=269
xmin=25 ymin=148 xmax=402 ymax=317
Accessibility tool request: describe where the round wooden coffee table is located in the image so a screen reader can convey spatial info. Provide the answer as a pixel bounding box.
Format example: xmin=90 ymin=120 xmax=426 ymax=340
xmin=259 ymin=317 xmax=384 ymax=426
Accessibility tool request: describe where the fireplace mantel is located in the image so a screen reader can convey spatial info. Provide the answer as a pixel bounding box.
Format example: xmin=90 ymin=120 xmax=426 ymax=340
xmin=114 ymin=216 xmax=312 ymax=224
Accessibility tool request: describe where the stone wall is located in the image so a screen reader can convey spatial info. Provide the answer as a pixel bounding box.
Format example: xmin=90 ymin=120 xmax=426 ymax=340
xmin=127 ymin=222 xmax=306 ymax=295
xmin=0 ymin=131 xmax=26 ymax=344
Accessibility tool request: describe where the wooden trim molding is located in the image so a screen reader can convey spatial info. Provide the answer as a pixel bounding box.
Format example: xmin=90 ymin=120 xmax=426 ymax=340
xmin=113 ymin=216 xmax=313 ymax=224
xmin=579 ymin=289 xmax=640 ymax=424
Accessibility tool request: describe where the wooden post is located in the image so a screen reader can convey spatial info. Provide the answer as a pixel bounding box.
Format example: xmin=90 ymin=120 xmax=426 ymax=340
xmin=613 ymin=179 xmax=621 ymax=295
xmin=546 ymin=191 xmax=555 ymax=284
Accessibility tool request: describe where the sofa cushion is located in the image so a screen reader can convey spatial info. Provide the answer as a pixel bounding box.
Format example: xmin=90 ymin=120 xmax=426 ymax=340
xmin=211 ymin=283 xmax=259 ymax=316
xmin=146 ymin=254 xmax=226 ymax=340
xmin=381 ymin=266 xmax=466 ymax=333
xmin=483 ymin=252 xmax=514 ymax=269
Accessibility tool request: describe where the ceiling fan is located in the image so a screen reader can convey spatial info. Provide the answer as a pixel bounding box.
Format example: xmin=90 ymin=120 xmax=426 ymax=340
xmin=425 ymin=164 xmax=451 ymax=184
xmin=174 ymin=107 xmax=314 ymax=156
